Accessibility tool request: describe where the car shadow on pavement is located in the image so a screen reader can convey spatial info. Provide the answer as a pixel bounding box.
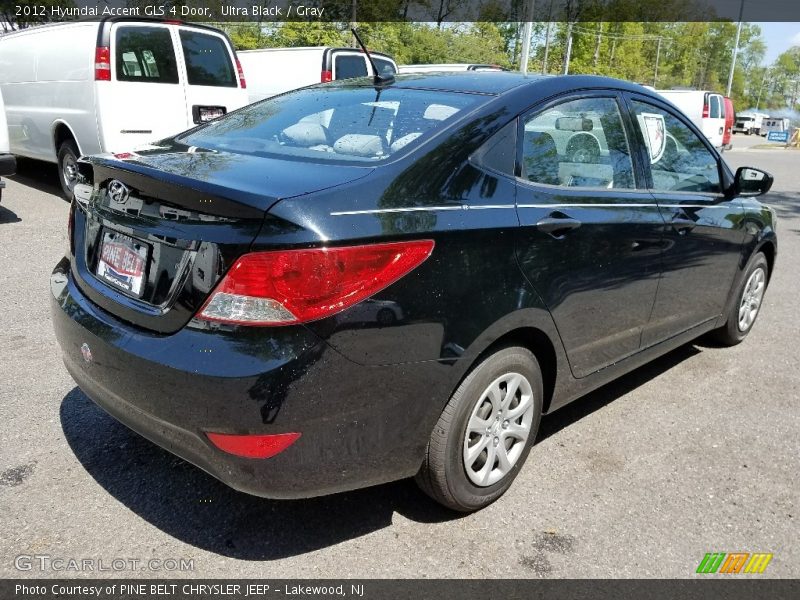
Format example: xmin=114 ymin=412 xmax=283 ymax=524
xmin=59 ymin=387 xmax=461 ymax=561
xmin=60 ymin=343 xmax=701 ymax=561
xmin=537 ymin=343 xmax=700 ymax=443
xmin=0 ymin=204 xmax=21 ymax=224
xmin=9 ymin=157 xmax=63 ymax=198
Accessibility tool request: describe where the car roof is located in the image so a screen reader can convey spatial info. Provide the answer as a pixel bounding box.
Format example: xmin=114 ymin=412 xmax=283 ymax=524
xmin=344 ymin=73 xmax=658 ymax=98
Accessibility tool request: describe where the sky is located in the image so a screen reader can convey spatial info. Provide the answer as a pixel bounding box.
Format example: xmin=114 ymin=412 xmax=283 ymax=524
xmin=756 ymin=22 xmax=800 ymax=63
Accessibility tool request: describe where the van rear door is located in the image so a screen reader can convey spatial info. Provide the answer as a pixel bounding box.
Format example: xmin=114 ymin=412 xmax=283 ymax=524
xmin=97 ymin=22 xmax=189 ymax=153
xmin=175 ymin=26 xmax=248 ymax=126
xmin=701 ymin=92 xmax=725 ymax=148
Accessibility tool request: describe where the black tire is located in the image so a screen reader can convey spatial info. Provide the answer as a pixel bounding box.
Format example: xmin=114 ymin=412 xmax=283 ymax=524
xmin=57 ymin=139 xmax=80 ymax=200
xmin=415 ymin=346 xmax=543 ymax=512
xmin=710 ymin=252 xmax=769 ymax=346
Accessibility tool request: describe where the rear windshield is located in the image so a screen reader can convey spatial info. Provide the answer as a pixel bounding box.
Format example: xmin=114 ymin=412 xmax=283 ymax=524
xmin=178 ymin=86 xmax=483 ymax=163
xmin=115 ymin=26 xmax=178 ymax=84
xmin=179 ymin=30 xmax=236 ymax=87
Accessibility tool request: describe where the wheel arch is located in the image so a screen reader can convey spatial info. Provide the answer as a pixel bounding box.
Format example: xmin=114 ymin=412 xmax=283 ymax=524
xmin=758 ymin=239 xmax=776 ymax=281
xmin=51 ymin=120 xmax=82 ymax=157
xmin=449 ymin=322 xmax=564 ymax=416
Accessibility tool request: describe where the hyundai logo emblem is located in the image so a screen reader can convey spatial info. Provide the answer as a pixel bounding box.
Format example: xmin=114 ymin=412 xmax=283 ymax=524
xmin=107 ymin=180 xmax=130 ymax=204
xmin=80 ymin=343 xmax=93 ymax=363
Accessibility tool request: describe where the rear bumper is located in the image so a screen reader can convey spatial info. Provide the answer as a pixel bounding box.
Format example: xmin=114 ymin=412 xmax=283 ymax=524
xmin=51 ymin=257 xmax=448 ymax=498
xmin=0 ymin=153 xmax=15 ymax=177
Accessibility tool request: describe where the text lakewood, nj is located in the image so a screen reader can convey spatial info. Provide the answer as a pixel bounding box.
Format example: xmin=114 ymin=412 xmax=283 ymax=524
xmin=40 ymin=4 xmax=326 ymax=20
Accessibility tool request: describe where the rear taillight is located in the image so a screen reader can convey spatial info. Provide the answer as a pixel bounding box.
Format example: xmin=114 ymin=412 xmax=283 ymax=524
xmin=702 ymin=103 xmax=710 ymax=118
xmin=94 ymin=46 xmax=111 ymax=81
xmin=235 ymin=57 xmax=247 ymax=89
xmin=321 ymin=69 xmax=333 ymax=83
xmin=207 ymin=432 xmax=300 ymax=459
xmin=196 ymin=240 xmax=434 ymax=326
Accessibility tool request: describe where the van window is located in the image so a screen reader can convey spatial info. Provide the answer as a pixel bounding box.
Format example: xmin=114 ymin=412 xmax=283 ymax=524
xmin=373 ymin=57 xmax=397 ymax=77
xmin=334 ymin=55 xmax=368 ymax=79
xmin=115 ymin=26 xmax=178 ymax=84
xmin=709 ymin=95 xmax=721 ymax=119
xmin=179 ymin=30 xmax=236 ymax=87
xmin=178 ymin=86 xmax=483 ymax=164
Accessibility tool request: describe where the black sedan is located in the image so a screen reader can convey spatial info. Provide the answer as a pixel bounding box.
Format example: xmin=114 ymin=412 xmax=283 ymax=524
xmin=51 ymin=73 xmax=777 ymax=511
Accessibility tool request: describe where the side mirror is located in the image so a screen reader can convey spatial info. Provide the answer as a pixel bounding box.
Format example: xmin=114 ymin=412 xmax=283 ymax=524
xmin=734 ymin=166 xmax=773 ymax=197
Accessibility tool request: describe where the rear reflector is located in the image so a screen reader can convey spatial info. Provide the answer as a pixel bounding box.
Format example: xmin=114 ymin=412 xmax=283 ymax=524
xmin=197 ymin=240 xmax=434 ymax=326
xmin=206 ymin=432 xmax=300 ymax=459
xmin=235 ymin=57 xmax=247 ymax=89
xmin=95 ymin=47 xmax=111 ymax=81
xmin=321 ymin=69 xmax=333 ymax=83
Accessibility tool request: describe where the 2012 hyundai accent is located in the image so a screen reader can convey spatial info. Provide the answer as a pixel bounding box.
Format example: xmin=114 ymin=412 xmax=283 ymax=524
xmin=52 ymin=73 xmax=777 ymax=511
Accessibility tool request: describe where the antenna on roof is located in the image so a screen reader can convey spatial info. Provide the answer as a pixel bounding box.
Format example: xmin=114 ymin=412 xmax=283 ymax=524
xmin=351 ymin=28 xmax=395 ymax=86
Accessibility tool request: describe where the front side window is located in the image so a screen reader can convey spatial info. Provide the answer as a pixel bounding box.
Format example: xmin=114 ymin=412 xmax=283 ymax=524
xmin=179 ymin=86 xmax=482 ymax=164
xmin=334 ymin=55 xmax=368 ymax=79
xmin=179 ymin=30 xmax=236 ymax=87
xmin=115 ymin=26 xmax=178 ymax=84
xmin=520 ymin=96 xmax=635 ymax=189
xmin=630 ymin=100 xmax=721 ymax=194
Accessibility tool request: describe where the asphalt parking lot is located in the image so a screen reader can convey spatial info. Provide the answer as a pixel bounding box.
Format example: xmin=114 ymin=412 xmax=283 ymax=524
xmin=0 ymin=132 xmax=797 ymax=578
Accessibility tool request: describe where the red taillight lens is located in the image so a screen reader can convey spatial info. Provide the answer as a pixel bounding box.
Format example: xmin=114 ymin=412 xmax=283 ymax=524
xmin=197 ymin=240 xmax=434 ymax=326
xmin=206 ymin=432 xmax=300 ymax=459
xmin=702 ymin=104 xmax=710 ymax=118
xmin=321 ymin=69 xmax=333 ymax=83
xmin=95 ymin=46 xmax=111 ymax=81
xmin=235 ymin=57 xmax=247 ymax=89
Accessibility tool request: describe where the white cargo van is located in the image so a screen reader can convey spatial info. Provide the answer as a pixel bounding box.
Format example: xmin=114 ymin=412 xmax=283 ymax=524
xmin=237 ymin=47 xmax=397 ymax=104
xmin=0 ymin=87 xmax=15 ymax=203
xmin=0 ymin=18 xmax=248 ymax=196
xmin=656 ymin=89 xmax=726 ymax=149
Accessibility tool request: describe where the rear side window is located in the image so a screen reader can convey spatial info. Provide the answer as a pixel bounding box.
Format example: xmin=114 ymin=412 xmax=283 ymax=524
xmin=179 ymin=30 xmax=236 ymax=87
xmin=115 ymin=26 xmax=178 ymax=84
xmin=178 ymin=86 xmax=483 ymax=164
xmin=521 ymin=97 xmax=635 ymax=189
xmin=334 ymin=55 xmax=368 ymax=79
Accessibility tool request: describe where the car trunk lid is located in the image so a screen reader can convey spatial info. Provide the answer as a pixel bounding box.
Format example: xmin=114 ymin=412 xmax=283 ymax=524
xmin=71 ymin=144 xmax=372 ymax=334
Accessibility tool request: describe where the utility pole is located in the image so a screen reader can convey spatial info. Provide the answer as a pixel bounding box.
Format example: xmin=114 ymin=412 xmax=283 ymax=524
xmin=653 ymin=37 xmax=662 ymax=88
xmin=350 ymin=0 xmax=358 ymax=48
xmin=726 ymin=0 xmax=745 ymax=97
xmin=542 ymin=0 xmax=554 ymax=74
xmin=562 ymin=22 xmax=574 ymax=75
xmin=519 ymin=1 xmax=535 ymax=74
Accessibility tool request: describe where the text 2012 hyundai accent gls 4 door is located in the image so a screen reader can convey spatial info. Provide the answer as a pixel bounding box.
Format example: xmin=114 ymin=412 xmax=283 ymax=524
xmin=52 ymin=73 xmax=777 ymax=512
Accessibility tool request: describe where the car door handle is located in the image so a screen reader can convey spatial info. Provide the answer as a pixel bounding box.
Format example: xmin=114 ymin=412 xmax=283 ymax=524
xmin=671 ymin=217 xmax=696 ymax=235
xmin=535 ymin=216 xmax=582 ymax=238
